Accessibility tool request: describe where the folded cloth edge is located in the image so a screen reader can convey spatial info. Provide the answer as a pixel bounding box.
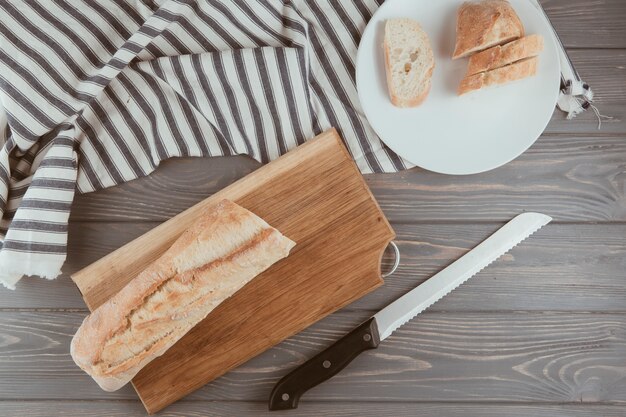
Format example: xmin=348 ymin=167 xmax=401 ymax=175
xmin=0 ymin=251 xmax=63 ymax=290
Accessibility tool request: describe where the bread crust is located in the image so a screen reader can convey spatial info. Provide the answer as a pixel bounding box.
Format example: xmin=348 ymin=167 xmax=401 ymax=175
xmin=467 ymin=34 xmax=543 ymax=75
xmin=70 ymin=199 xmax=295 ymax=391
xmin=458 ymin=56 xmax=538 ymax=95
xmin=453 ymin=0 xmax=524 ymax=60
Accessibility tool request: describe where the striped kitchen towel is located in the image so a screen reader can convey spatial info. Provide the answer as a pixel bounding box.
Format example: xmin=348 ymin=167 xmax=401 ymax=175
xmin=0 ymin=0 xmax=412 ymax=289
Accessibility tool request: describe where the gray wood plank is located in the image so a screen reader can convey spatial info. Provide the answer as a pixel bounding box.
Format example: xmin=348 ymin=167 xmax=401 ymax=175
xmin=0 ymin=1 xmax=623 ymax=414
xmin=67 ymin=133 xmax=626 ymax=223
xmin=366 ymin=135 xmax=626 ymax=223
xmin=69 ymin=155 xmax=260 ymax=222
xmin=542 ymin=0 xmax=626 ymax=48
xmin=0 ymin=311 xmax=623 ymax=402
xmin=0 ymin=401 xmax=623 ymax=417
xmin=2 ymin=223 xmax=625 ymax=311
xmin=546 ymin=102 xmax=625 ymax=135
xmin=356 ymin=223 xmax=626 ymax=312
xmin=0 ymin=276 xmax=83 ymax=309
xmin=563 ymin=50 xmax=626 ymax=103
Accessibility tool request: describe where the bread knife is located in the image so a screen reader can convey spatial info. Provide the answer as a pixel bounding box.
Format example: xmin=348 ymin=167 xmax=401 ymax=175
xmin=268 ymin=212 xmax=552 ymax=410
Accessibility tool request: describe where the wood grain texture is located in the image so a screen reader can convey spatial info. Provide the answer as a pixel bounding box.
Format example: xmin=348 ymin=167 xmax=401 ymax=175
xmin=367 ymin=135 xmax=626 ymax=222
xmin=357 ymin=223 xmax=626 ymax=312
xmin=541 ymin=0 xmax=626 ymax=48
xmin=0 ymin=401 xmax=623 ymax=417
xmin=65 ymin=133 xmax=626 ymax=223
xmin=544 ymin=102 xmax=625 ymax=135
xmin=68 ymin=155 xmax=260 ymax=222
xmin=2 ymin=1 xmax=625 ymax=415
xmin=71 ymin=130 xmax=394 ymax=413
xmin=564 ymin=50 xmax=626 ymax=103
xmin=0 ymin=311 xmax=624 ymax=403
xmin=3 ymin=222 xmax=625 ymax=312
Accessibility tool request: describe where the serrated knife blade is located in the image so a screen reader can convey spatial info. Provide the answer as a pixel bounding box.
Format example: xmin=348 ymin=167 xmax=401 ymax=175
xmin=269 ymin=212 xmax=552 ymax=411
xmin=375 ymin=212 xmax=552 ymax=340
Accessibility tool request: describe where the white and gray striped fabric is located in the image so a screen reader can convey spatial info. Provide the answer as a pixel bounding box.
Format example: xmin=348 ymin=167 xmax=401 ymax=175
xmin=0 ymin=0 xmax=413 ymax=289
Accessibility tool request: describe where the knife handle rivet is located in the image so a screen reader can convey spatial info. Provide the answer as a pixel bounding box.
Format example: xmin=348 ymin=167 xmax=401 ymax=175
xmin=281 ymin=393 xmax=290 ymax=401
xmin=363 ymin=333 xmax=371 ymax=342
xmin=322 ymin=360 xmax=331 ymax=368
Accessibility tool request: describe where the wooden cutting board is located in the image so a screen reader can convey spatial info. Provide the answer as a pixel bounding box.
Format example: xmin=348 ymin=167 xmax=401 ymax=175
xmin=71 ymin=129 xmax=395 ymax=414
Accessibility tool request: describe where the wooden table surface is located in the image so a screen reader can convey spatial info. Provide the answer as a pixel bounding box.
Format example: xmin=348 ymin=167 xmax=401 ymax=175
xmin=1 ymin=1 xmax=625 ymax=416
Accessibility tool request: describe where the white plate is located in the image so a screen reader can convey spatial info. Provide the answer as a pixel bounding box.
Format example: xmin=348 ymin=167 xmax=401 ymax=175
xmin=356 ymin=0 xmax=561 ymax=175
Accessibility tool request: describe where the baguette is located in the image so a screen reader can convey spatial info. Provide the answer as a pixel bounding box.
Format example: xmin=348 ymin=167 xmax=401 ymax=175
xmin=70 ymin=199 xmax=295 ymax=392
xmin=458 ymin=56 xmax=538 ymax=95
xmin=467 ymin=34 xmax=544 ymax=75
xmin=453 ymin=0 xmax=524 ymax=60
xmin=384 ymin=18 xmax=435 ymax=107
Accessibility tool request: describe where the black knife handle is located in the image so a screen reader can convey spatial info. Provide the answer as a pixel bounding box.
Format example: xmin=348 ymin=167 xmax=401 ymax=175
xmin=268 ymin=317 xmax=380 ymax=411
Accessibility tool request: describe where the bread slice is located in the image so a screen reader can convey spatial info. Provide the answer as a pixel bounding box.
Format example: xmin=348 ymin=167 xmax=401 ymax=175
xmin=70 ymin=199 xmax=295 ymax=392
xmin=453 ymin=0 xmax=524 ymax=60
xmin=458 ymin=56 xmax=538 ymax=95
xmin=384 ymin=18 xmax=435 ymax=108
xmin=467 ymin=34 xmax=543 ymax=75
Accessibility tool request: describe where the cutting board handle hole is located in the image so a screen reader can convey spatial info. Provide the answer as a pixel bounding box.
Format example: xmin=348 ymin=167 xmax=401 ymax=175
xmin=381 ymin=241 xmax=400 ymax=277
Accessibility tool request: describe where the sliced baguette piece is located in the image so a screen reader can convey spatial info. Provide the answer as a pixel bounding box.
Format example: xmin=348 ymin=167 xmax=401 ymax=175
xmin=453 ymin=0 xmax=524 ymax=60
xmin=384 ymin=18 xmax=435 ymax=108
xmin=467 ymin=34 xmax=544 ymax=75
xmin=70 ymin=199 xmax=295 ymax=392
xmin=458 ymin=56 xmax=538 ymax=95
